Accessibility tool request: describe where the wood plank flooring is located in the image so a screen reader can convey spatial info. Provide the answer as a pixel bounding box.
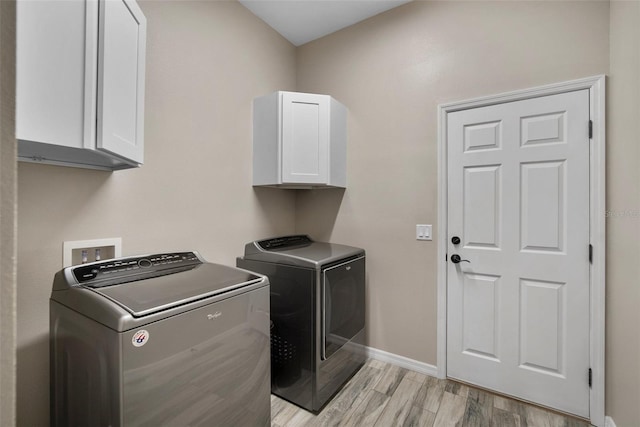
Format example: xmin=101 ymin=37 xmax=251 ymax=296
xmin=271 ymin=359 xmax=591 ymax=427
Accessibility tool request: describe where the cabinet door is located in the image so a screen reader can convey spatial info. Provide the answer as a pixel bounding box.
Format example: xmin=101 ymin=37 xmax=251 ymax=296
xmin=281 ymin=92 xmax=329 ymax=184
xmin=16 ymin=0 xmax=97 ymax=149
xmin=97 ymin=0 xmax=146 ymax=165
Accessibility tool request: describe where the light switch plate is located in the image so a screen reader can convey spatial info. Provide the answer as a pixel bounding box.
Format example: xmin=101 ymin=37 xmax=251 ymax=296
xmin=416 ymin=224 xmax=432 ymax=241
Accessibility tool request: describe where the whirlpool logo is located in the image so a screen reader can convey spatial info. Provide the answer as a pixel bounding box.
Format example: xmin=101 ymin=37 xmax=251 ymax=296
xmin=207 ymin=312 xmax=222 ymax=320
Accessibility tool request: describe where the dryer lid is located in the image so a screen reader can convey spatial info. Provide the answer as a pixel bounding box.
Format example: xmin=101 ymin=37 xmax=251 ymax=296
xmin=242 ymin=235 xmax=365 ymax=268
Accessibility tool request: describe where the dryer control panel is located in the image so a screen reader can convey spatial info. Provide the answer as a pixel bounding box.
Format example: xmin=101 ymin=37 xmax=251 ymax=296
xmin=256 ymin=235 xmax=313 ymax=250
xmin=72 ymin=252 xmax=202 ymax=287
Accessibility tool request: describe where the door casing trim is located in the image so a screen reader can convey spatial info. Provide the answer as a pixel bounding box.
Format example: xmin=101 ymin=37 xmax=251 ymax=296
xmin=436 ymin=75 xmax=606 ymax=427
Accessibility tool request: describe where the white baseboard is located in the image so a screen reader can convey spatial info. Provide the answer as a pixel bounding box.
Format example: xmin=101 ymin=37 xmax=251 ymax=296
xmin=363 ymin=345 xmax=438 ymax=378
xmin=605 ymin=416 xmax=617 ymax=427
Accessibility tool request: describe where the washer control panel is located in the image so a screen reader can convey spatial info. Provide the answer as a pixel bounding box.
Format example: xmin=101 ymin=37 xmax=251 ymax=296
xmin=72 ymin=252 xmax=202 ymax=286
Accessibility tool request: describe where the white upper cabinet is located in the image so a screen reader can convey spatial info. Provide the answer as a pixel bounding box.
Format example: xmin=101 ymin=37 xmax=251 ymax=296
xmin=253 ymin=91 xmax=347 ymax=188
xmin=17 ymin=0 xmax=146 ymax=171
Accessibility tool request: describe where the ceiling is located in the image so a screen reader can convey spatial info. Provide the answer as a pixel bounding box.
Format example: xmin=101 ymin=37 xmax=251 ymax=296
xmin=238 ymin=0 xmax=413 ymax=46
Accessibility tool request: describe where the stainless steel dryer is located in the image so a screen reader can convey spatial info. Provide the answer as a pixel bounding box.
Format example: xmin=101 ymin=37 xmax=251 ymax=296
xmin=50 ymin=252 xmax=270 ymax=427
xmin=237 ymin=235 xmax=366 ymax=412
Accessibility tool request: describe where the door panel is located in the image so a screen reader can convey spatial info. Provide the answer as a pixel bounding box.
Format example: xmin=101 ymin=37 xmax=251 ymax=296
xmin=447 ymin=89 xmax=590 ymax=417
xmin=281 ymin=92 xmax=329 ymax=184
xmin=461 ymin=273 xmax=501 ymax=361
xmin=97 ymin=0 xmax=146 ymax=164
xmin=463 ymin=165 xmax=501 ymax=248
xmin=520 ymin=161 xmax=566 ymax=252
xmin=322 ymin=256 xmax=365 ymax=360
xmin=521 ymin=112 xmax=565 ymax=146
xmin=291 ymin=102 xmax=321 ymax=174
xmin=519 ymin=278 xmax=565 ymax=376
xmin=464 ymin=121 xmax=502 ymax=152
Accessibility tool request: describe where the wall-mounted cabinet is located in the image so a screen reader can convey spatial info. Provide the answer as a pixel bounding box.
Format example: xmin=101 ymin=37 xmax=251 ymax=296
xmin=253 ymin=91 xmax=347 ymax=188
xmin=17 ymin=0 xmax=146 ymax=171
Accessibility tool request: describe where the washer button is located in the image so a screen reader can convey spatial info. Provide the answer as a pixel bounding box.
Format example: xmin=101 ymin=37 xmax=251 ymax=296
xmin=138 ymin=259 xmax=152 ymax=268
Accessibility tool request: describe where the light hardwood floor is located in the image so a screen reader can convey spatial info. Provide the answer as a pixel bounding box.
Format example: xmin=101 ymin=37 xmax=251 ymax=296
xmin=271 ymin=359 xmax=591 ymax=427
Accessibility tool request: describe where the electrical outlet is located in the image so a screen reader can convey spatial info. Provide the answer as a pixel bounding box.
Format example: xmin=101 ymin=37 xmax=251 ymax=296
xmin=416 ymin=224 xmax=432 ymax=241
xmin=63 ymin=238 xmax=122 ymax=267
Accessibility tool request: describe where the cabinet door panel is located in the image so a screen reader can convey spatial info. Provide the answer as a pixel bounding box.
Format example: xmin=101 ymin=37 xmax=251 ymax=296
xmin=281 ymin=92 xmax=329 ymax=184
xmin=16 ymin=0 xmax=97 ymax=149
xmin=97 ymin=0 xmax=146 ymax=165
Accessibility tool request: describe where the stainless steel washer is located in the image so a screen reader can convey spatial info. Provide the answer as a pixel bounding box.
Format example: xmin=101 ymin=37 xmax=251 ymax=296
xmin=50 ymin=252 xmax=270 ymax=426
xmin=237 ymin=235 xmax=366 ymax=412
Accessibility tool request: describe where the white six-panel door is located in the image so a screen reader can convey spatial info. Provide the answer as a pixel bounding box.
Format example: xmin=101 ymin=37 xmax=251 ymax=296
xmin=446 ymin=89 xmax=591 ymax=417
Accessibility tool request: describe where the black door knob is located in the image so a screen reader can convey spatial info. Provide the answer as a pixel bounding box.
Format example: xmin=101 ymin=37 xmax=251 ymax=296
xmin=451 ymin=254 xmax=470 ymax=264
xmin=451 ymin=236 xmax=461 ymax=245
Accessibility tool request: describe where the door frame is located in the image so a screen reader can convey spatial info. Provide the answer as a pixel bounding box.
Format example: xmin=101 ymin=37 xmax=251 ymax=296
xmin=436 ymin=75 xmax=605 ymax=427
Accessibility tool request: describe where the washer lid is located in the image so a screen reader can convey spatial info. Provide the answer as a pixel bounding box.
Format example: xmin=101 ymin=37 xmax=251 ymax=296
xmin=63 ymin=253 xmax=264 ymax=318
xmin=89 ymin=262 xmax=263 ymax=317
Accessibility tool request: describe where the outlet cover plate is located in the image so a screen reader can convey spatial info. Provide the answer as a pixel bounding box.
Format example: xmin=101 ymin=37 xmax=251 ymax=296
xmin=63 ymin=238 xmax=122 ymax=267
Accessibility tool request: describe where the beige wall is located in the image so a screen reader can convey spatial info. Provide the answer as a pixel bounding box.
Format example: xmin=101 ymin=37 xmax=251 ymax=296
xmin=295 ymin=1 xmax=640 ymax=423
xmin=1 ymin=0 xmax=17 ymax=425
xmin=607 ymin=2 xmax=640 ymax=425
xmin=16 ymin=1 xmax=296 ymax=424
xmin=296 ymin=0 xmax=609 ymax=365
